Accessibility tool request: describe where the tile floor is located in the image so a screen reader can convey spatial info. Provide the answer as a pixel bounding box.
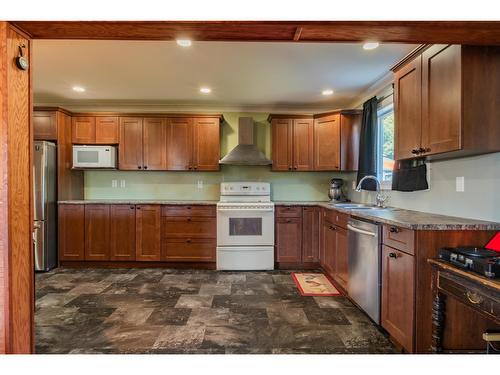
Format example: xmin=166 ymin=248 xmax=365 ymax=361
xmin=35 ymin=268 xmax=395 ymax=354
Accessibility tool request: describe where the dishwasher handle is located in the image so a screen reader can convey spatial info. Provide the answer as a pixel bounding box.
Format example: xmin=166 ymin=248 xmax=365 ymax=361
xmin=347 ymin=223 xmax=377 ymax=237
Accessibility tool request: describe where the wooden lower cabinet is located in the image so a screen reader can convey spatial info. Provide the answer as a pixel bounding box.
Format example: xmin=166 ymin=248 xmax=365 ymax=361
xmin=302 ymin=206 xmax=320 ymax=263
xmin=162 ymin=239 xmax=215 ymax=262
xmin=110 ymin=205 xmax=136 ymax=261
xmin=381 ymin=245 xmax=415 ymax=352
xmin=275 ymin=217 xmax=302 ymax=263
xmin=322 ymin=220 xmax=337 ymax=276
xmin=84 ymin=204 xmax=111 ymax=261
xmin=135 ymin=205 xmax=161 ymax=261
xmin=334 ymin=226 xmax=349 ymax=290
xmin=58 ymin=204 xmax=85 ymax=261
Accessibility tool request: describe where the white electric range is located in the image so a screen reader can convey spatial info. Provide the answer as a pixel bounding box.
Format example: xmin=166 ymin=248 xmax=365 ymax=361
xmin=216 ymin=182 xmax=275 ymax=270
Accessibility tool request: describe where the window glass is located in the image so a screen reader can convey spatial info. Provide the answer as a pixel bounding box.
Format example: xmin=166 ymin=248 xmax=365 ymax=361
xmin=229 ymin=218 xmax=262 ymax=236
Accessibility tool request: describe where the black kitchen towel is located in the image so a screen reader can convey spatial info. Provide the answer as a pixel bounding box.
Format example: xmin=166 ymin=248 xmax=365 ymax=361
xmin=391 ymin=158 xmax=429 ymax=192
xmin=356 ymin=96 xmax=378 ymax=191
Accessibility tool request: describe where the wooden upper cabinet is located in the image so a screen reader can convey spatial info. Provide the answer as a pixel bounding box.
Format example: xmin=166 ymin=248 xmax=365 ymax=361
xmin=34 ymin=111 xmax=57 ymax=141
xmin=72 ymin=117 xmax=96 ymax=144
xmin=166 ymin=117 xmax=193 ymax=170
xmin=394 ymin=56 xmax=422 ymax=160
xmin=136 ymin=205 xmax=161 ymax=261
xmin=271 ymin=118 xmax=292 ymax=171
xmin=381 ymin=245 xmax=415 ymax=352
xmin=421 ymin=45 xmax=461 ymax=156
xmin=292 ymin=119 xmax=314 ymax=171
xmin=143 ymin=118 xmax=167 ymax=170
xmin=276 ymin=217 xmax=302 ymax=263
xmin=110 ymin=205 xmax=136 ymax=261
xmin=84 ymin=204 xmax=111 ymax=261
xmin=119 ymin=117 xmax=144 ymax=170
xmin=58 ymin=204 xmax=85 ymax=261
xmin=95 ymin=116 xmax=119 ymax=144
xmin=192 ymin=117 xmax=220 ymax=171
xmin=314 ymin=114 xmax=340 ymax=170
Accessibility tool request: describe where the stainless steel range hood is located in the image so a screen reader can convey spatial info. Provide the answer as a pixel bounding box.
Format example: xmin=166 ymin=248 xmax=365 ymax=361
xmin=219 ymin=117 xmax=272 ymax=166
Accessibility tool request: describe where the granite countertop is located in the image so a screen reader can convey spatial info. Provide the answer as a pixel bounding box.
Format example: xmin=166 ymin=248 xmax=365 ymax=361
xmin=58 ymin=200 xmax=218 ymax=205
xmin=274 ymin=201 xmax=500 ymax=231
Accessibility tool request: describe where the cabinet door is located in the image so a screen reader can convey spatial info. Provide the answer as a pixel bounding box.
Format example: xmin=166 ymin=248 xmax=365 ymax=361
xmin=84 ymin=204 xmax=110 ymax=261
xmin=271 ymin=118 xmax=292 ymax=171
xmin=302 ymin=206 xmax=320 ymax=263
xmin=110 ymin=205 xmax=136 ymax=261
xmin=119 ymin=117 xmax=143 ymax=170
xmin=58 ymin=204 xmax=85 ymax=261
xmin=381 ymin=245 xmax=415 ymax=352
xmin=166 ymin=117 xmax=193 ymax=170
xmin=72 ymin=117 xmax=96 ymax=144
xmin=394 ymin=56 xmax=422 ymax=160
xmin=143 ymin=117 xmax=167 ymax=170
xmin=314 ymin=114 xmax=340 ymax=170
xmin=421 ymin=44 xmax=462 ymax=156
xmin=136 ymin=205 xmax=161 ymax=261
xmin=334 ymin=226 xmax=348 ymax=290
xmin=192 ymin=118 xmax=220 ymax=171
xmin=95 ymin=117 xmax=119 ymax=144
xmin=293 ymin=119 xmax=314 ymax=171
xmin=276 ymin=217 xmax=302 ymax=263
xmin=323 ymin=222 xmax=337 ymax=277
xmin=34 ymin=111 xmax=57 ymax=141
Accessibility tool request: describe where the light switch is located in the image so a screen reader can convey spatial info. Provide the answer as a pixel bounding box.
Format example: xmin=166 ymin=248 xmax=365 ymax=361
xmin=111 ymin=180 xmax=117 ymax=188
xmin=197 ymin=180 xmax=203 ymax=189
xmin=120 ymin=180 xmax=126 ymax=188
xmin=456 ymin=176 xmax=465 ymax=192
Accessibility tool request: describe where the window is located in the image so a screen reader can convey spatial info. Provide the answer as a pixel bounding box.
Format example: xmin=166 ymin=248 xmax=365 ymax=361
xmin=377 ymin=103 xmax=394 ymax=189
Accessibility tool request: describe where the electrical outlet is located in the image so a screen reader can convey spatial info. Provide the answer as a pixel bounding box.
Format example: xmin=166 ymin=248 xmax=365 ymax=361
xmin=120 ymin=180 xmax=126 ymax=188
xmin=456 ymin=176 xmax=465 ymax=192
xmin=352 ymin=181 xmax=356 ymax=190
xmin=111 ymin=180 xmax=118 ymax=188
xmin=197 ymin=180 xmax=203 ymax=190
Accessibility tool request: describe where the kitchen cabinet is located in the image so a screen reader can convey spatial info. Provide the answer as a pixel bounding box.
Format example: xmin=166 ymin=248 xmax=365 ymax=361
xmin=270 ymin=116 xmax=313 ymax=171
xmin=166 ymin=117 xmax=192 ymax=170
xmin=110 ymin=205 xmax=136 ymax=261
xmin=302 ymin=206 xmax=320 ymax=263
xmin=58 ymin=204 xmax=85 ymax=261
xmin=313 ymin=113 xmax=340 ymax=170
xmin=381 ymin=245 xmax=415 ymax=353
xmin=275 ymin=217 xmax=303 ymax=263
xmin=84 ymin=204 xmax=111 ymax=261
xmin=72 ymin=117 xmax=96 ymax=144
xmin=135 ymin=205 xmax=161 ymax=261
xmin=192 ymin=117 xmax=221 ymax=171
xmin=322 ymin=220 xmax=337 ymax=277
xmin=34 ymin=111 xmax=57 ymax=140
xmin=335 ymin=226 xmax=349 ymax=290
xmin=95 ymin=117 xmax=119 ymax=144
xmin=72 ymin=116 xmax=119 ymax=144
xmin=393 ymin=44 xmax=500 ymax=160
xmin=119 ymin=117 xmax=144 ymax=170
xmin=143 ymin=118 xmax=167 ymax=170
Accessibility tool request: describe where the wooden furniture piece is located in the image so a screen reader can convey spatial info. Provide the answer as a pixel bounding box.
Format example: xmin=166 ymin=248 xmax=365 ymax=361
xmin=269 ymin=111 xmax=361 ymax=172
xmin=84 ymin=204 xmax=111 ymax=261
xmin=110 ymin=205 xmax=136 ymax=261
xmin=58 ymin=204 xmax=85 ymax=261
xmin=135 ymin=205 xmax=161 ymax=261
xmin=393 ymin=44 xmax=500 ymax=161
xmin=34 ymin=111 xmax=57 ymax=141
xmin=72 ymin=116 xmax=119 ymax=144
xmin=429 ymin=259 xmax=500 ymax=353
xmin=161 ymin=205 xmax=216 ymax=262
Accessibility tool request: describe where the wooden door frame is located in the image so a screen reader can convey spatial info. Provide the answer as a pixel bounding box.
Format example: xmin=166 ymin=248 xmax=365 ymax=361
xmin=0 ymin=20 xmax=499 ymax=354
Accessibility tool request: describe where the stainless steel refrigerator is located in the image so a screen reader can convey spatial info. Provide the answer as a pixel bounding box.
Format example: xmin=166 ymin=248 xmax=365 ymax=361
xmin=33 ymin=141 xmax=57 ymax=271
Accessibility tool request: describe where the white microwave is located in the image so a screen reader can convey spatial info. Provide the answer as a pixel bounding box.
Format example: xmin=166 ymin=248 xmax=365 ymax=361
xmin=72 ymin=145 xmax=117 ymax=169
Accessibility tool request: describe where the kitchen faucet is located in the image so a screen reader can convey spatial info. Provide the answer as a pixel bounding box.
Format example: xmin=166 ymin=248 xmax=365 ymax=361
xmin=355 ymin=175 xmax=388 ymax=208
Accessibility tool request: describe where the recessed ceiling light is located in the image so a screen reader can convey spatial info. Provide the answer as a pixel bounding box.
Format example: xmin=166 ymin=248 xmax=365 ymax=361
xmin=322 ymin=89 xmax=334 ymax=96
xmin=363 ymin=42 xmax=380 ymax=50
xmin=72 ymin=86 xmax=86 ymax=93
xmin=176 ymin=39 xmax=192 ymax=47
xmin=200 ymin=87 xmax=212 ymax=94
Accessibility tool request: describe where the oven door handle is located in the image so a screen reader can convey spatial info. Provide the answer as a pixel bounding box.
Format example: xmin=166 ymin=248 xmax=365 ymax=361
xmin=217 ymin=208 xmax=274 ymax=212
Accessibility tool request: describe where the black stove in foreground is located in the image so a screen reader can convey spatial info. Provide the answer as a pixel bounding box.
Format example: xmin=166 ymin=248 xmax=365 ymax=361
xmin=439 ymin=247 xmax=500 ymax=279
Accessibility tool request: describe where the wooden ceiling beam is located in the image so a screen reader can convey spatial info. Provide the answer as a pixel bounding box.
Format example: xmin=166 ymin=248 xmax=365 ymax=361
xmin=9 ymin=21 xmax=500 ymax=45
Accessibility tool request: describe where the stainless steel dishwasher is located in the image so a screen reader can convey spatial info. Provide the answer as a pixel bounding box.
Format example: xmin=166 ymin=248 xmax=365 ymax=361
xmin=347 ymin=218 xmax=382 ymax=324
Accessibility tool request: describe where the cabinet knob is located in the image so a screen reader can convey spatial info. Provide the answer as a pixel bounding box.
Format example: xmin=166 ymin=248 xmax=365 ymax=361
xmin=389 ymin=226 xmax=400 ymax=233
xmin=186 ymin=239 xmax=192 ymax=243
xmin=293 ymin=166 xmax=298 ymax=170
xmin=411 ymin=149 xmax=419 ymax=154
xmin=187 ymin=206 xmax=191 ymax=209
xmin=188 ymin=166 xmax=192 ymax=170
xmin=194 ymin=166 xmax=198 ymax=170
xmin=144 ymin=166 xmax=148 ymax=170
xmin=138 ymin=166 xmax=142 ymax=169
xmin=137 ymin=206 xmax=141 ymax=210
xmin=389 ymin=252 xmax=397 ymax=258
xmin=130 ymin=206 xmax=134 ymax=209
xmin=286 ymin=219 xmax=292 ymax=223
xmin=288 ymin=166 xmax=292 ymax=170
xmin=187 ymin=218 xmax=192 ymax=222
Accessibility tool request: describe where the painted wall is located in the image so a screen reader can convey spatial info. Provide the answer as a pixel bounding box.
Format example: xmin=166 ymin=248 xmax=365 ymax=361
xmin=346 ymin=152 xmax=500 ymax=222
xmin=84 ymin=112 xmax=342 ymax=202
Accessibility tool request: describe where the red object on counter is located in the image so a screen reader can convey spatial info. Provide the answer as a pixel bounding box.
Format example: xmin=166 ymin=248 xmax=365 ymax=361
xmin=485 ymin=232 xmax=500 ymax=252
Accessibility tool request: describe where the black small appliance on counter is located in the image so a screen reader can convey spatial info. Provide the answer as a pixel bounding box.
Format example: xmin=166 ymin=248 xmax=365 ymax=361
xmin=438 ymin=247 xmax=499 ymax=279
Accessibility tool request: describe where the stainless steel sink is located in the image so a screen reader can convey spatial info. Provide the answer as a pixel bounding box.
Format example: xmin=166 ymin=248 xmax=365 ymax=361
xmin=332 ymin=203 xmax=393 ymax=211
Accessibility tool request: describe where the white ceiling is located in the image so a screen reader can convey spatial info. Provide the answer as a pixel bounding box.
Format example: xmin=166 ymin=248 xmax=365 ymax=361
xmin=33 ymin=40 xmax=416 ymax=113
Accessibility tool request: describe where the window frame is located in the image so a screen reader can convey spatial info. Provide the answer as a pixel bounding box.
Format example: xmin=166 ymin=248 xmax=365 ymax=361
xmin=376 ymin=102 xmax=394 ymax=191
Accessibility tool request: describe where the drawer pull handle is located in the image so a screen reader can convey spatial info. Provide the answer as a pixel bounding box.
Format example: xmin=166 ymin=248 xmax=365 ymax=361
xmin=389 ymin=227 xmax=400 ymax=233
xmin=187 ymin=218 xmax=192 ymax=222
xmin=389 ymin=252 xmax=397 ymax=258
xmin=186 ymin=239 xmax=192 ymax=243
xmin=466 ymin=290 xmax=483 ymax=305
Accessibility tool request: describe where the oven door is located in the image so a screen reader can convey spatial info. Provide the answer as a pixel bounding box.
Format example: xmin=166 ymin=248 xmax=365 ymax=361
xmin=217 ymin=205 xmax=274 ymax=247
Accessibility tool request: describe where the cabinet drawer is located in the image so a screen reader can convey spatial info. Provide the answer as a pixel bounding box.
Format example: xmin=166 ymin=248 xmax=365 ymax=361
xmin=323 ymin=209 xmax=349 ymax=229
xmin=383 ymin=225 xmax=415 ymax=255
xmin=162 ymin=205 xmax=216 ymax=217
xmin=161 ymin=238 xmax=215 ymax=262
xmin=276 ymin=205 xmax=302 ymax=218
xmin=162 ymin=217 xmax=216 ymax=238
